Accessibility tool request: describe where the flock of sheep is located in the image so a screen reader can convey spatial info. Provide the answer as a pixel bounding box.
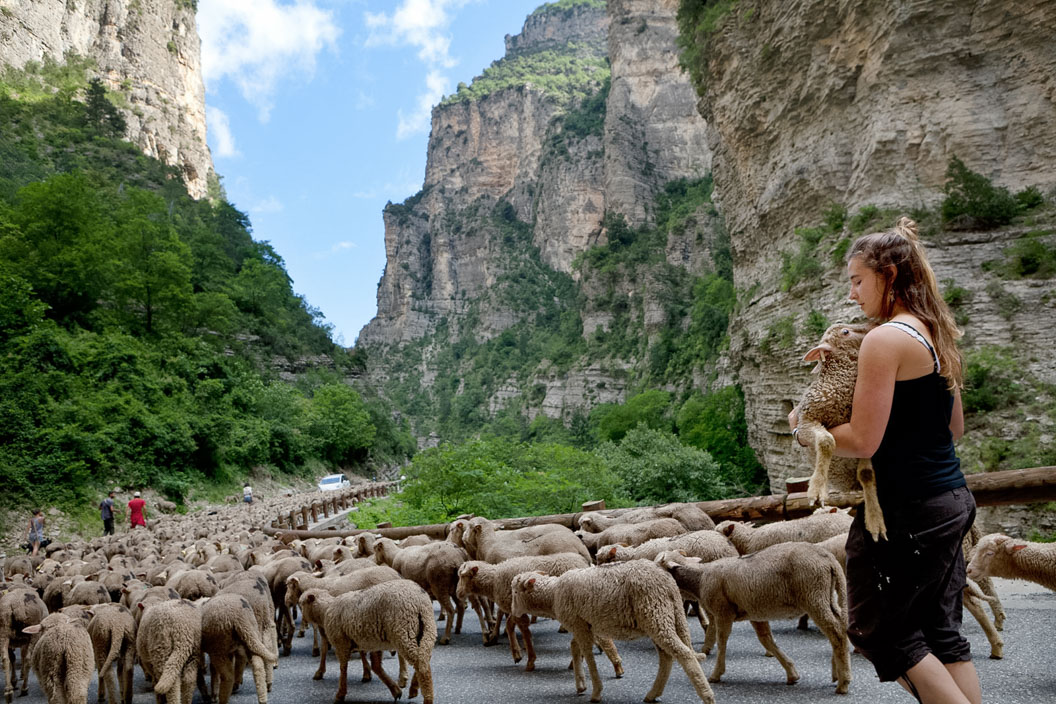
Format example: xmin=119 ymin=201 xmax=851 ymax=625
xmin=2 ymin=484 xmax=1053 ymax=704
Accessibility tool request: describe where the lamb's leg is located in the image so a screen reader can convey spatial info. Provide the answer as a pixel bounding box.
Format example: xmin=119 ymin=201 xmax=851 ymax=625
xmin=359 ymin=651 xmax=371 ymax=683
xmin=963 ymin=588 xmax=1004 ymax=659
xmin=650 ymin=629 xmax=715 ymax=704
xmin=504 ymin=611 xmax=523 ymax=664
xmin=313 ymin=630 xmax=329 ymax=681
xmin=749 ymin=621 xmax=799 ymax=685
xmin=515 ymin=616 xmax=536 ymax=672
xmin=249 ymin=654 xmax=268 ymax=704
xmin=5 ymin=640 xmax=17 ymax=702
xmin=486 ymin=609 xmax=505 ymax=646
xmin=215 ymin=658 xmax=235 ymax=704
xmin=368 ymin=651 xmax=401 ymax=700
xmin=808 ymin=605 xmax=851 ymax=694
xmin=396 ymin=652 xmax=408 ymax=689
xmin=311 ymin=625 xmax=320 ymax=657
xmin=468 ymin=596 xmax=490 ymax=644
xmin=454 ymin=598 xmax=465 ymax=634
xmin=973 ymin=575 xmax=1006 ymax=630
xmin=413 ymin=661 xmax=434 ymax=704
xmin=437 ymin=594 xmax=455 ymax=645
xmin=568 ymin=633 xmax=587 ymax=695
xmin=332 ymin=640 xmax=350 ymax=703
xmin=805 ymin=424 xmax=835 ymax=506
xmin=571 ymin=625 xmax=603 ymax=703
xmin=595 ymin=636 xmax=623 ymax=678
xmin=857 ymin=459 xmax=888 ymax=541
xmin=709 ymin=615 xmax=734 ymax=683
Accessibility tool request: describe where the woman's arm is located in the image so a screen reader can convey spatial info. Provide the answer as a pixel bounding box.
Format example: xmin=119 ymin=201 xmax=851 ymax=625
xmin=829 ymin=328 xmax=900 ymax=458
xmin=950 ymin=388 xmax=964 ymax=441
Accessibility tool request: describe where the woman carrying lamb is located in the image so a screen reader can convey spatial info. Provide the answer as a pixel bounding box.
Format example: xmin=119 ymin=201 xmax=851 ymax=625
xmin=789 ymin=217 xmax=978 ymax=704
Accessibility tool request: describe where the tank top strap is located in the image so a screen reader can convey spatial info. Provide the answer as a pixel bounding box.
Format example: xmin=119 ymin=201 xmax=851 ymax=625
xmin=881 ymin=320 xmax=940 ymax=373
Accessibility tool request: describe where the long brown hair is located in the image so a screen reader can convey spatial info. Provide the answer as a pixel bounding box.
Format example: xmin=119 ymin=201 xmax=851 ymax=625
xmin=847 ymin=217 xmax=963 ymax=389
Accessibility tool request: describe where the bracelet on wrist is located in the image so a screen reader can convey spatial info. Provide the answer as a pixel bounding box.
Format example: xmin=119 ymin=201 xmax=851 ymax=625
xmin=792 ymin=427 xmax=802 ymax=446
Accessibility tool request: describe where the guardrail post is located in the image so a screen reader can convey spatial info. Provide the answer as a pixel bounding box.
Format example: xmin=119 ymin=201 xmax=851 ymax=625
xmin=310 ymin=502 xmax=319 ymax=524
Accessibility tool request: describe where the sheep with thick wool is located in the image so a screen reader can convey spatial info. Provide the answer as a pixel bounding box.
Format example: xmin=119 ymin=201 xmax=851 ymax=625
xmin=200 ymin=593 xmax=279 ymax=704
xmin=510 ymin=560 xmax=714 ymax=704
xmin=373 ymin=538 xmax=469 ymax=645
xmin=576 ymin=518 xmax=688 ymax=555
xmin=86 ymin=603 xmax=136 ymax=704
xmin=455 ymin=553 xmax=589 ymax=670
xmin=465 ymin=519 xmax=590 ymax=564
xmin=655 ymin=542 xmax=851 ymax=694
xmin=22 ymin=612 xmax=94 ymax=704
xmin=968 ymin=533 xmax=1056 ymax=592
xmin=793 ymin=323 xmax=888 ymax=541
xmin=594 ymin=529 xmax=736 ymax=565
xmin=322 ymin=580 xmax=436 ymax=704
xmin=136 ymin=599 xmax=201 ymax=704
xmin=1 ymin=586 xmax=48 ymax=703
xmin=715 ymin=508 xmax=853 ymax=555
xmin=578 ymin=503 xmax=715 ymax=533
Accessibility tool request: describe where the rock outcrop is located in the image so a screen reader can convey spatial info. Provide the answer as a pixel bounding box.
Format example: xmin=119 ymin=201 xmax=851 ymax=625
xmin=695 ymin=0 xmax=1056 ymax=488
xmin=0 ymin=0 xmax=213 ymax=198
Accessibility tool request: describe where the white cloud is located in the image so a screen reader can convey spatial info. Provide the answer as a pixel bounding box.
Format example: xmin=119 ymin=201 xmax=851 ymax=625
xmin=251 ymin=196 xmax=284 ymax=214
xmin=198 ymin=0 xmax=341 ymax=121
xmin=397 ymin=70 xmax=447 ymax=139
xmin=314 ymin=240 xmax=359 ymax=259
xmin=365 ymin=0 xmax=474 ymax=139
xmin=206 ymin=105 xmax=239 ymax=157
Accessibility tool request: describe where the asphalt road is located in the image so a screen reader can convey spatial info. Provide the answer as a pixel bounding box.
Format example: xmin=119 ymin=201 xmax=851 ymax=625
xmin=11 ymin=578 xmax=1052 ymax=704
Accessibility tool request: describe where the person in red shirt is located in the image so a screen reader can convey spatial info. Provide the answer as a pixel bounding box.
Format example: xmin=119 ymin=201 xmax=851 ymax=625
xmin=128 ymin=491 xmax=147 ymax=529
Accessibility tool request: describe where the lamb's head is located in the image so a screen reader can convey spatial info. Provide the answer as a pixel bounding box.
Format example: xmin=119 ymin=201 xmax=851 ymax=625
xmin=803 ymin=323 xmax=873 ymax=370
xmin=653 ymin=550 xmax=700 ymax=570
xmin=455 ymin=562 xmax=484 ymax=601
xmin=966 ymin=533 xmax=1025 ymax=580
xmin=509 ymin=571 xmax=554 ymax=619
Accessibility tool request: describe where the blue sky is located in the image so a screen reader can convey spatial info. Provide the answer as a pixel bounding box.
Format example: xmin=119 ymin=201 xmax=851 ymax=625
xmin=196 ymin=0 xmax=546 ymax=346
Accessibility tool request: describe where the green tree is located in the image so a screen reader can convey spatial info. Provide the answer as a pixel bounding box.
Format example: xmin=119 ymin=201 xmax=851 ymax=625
xmin=677 ymin=386 xmax=767 ymax=495
xmin=595 ymin=425 xmax=728 ymax=504
xmin=304 ymin=384 xmax=376 ymax=467
xmin=83 ymin=78 xmax=126 ymax=137
xmin=592 ymin=389 xmax=674 ymax=443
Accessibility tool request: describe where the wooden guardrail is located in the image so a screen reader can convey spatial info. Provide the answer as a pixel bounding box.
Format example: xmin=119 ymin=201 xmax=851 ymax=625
xmin=267 ymin=481 xmax=396 ymax=531
xmin=261 ymin=466 xmax=1056 ymax=541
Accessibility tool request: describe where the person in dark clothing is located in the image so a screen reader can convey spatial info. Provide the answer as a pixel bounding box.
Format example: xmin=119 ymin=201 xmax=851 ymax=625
xmin=100 ymin=490 xmax=116 ymax=535
xmin=790 ymin=217 xmax=979 ymax=704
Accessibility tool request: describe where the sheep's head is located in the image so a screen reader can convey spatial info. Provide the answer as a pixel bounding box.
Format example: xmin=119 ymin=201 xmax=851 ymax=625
xmin=714 ymin=521 xmax=743 ymax=540
xmin=510 ymin=571 xmax=552 ymax=619
xmin=455 ymin=562 xmax=482 ymax=601
xmin=595 ymin=545 xmax=622 ymax=565
xmin=966 ymin=533 xmax=1026 ymax=580
xmin=803 ymin=323 xmax=874 ymax=370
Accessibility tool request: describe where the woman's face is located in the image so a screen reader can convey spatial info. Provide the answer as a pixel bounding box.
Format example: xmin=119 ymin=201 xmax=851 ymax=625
xmin=848 ymin=256 xmax=885 ymax=318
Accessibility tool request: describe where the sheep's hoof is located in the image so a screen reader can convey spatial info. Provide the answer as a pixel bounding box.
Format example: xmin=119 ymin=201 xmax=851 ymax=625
xmin=313 ymin=672 xmax=324 ymax=681
xmin=525 ymin=660 xmax=535 ymax=672
xmin=513 ymin=654 xmax=522 ymax=664
xmin=438 ymin=636 xmax=450 ymax=646
xmin=312 ymin=648 xmax=320 ymax=657
xmin=836 ymin=681 xmax=850 ymax=694
xmin=990 ymin=648 xmax=1004 ymax=660
xmin=613 ymin=665 xmax=623 ymax=678
xmin=785 ymin=674 xmax=800 ymax=685
xmin=361 ymin=674 xmax=371 ymax=683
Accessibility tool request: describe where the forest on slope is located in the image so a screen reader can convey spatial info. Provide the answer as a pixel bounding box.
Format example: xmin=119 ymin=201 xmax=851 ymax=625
xmin=0 ymin=58 xmax=415 ymax=517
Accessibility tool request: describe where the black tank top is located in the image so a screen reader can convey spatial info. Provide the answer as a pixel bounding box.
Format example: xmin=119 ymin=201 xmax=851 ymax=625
xmin=870 ymin=322 xmax=966 ymax=508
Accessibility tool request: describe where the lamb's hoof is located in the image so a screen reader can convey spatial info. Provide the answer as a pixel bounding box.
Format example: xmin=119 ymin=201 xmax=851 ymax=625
xmin=438 ymin=636 xmax=450 ymax=646
xmin=836 ymin=681 xmax=850 ymax=694
xmin=613 ymin=664 xmax=624 ymax=678
xmin=589 ymin=694 xmax=601 ymax=703
xmin=313 ymin=672 xmax=324 ymax=681
xmin=282 ymin=647 xmax=291 ymax=657
xmin=525 ymin=661 xmax=535 ymax=672
xmin=312 ymin=648 xmax=320 ymax=657
xmin=708 ymin=674 xmax=721 ymax=684
xmin=513 ymin=654 xmax=522 ymax=664
xmin=786 ymin=674 xmax=800 ymax=685
xmin=361 ymin=674 xmax=371 ymax=683
xmin=990 ymin=648 xmax=1004 ymax=660
xmin=5 ymin=692 xmax=13 ymax=704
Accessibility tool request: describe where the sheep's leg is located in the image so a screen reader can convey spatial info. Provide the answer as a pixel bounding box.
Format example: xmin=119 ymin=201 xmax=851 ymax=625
xmin=413 ymin=661 xmax=434 ymax=704
xmin=121 ymin=653 xmax=134 ymax=704
xmin=468 ymin=596 xmax=490 ymax=644
xmin=215 ymin=658 xmax=235 ymax=704
xmin=516 ymin=616 xmax=536 ymax=672
xmin=857 ymin=459 xmax=888 ymax=541
xmin=438 ymin=594 xmax=455 ymax=645
xmin=249 ymin=654 xmax=268 ymax=704
xmin=358 ymin=651 xmax=371 ymax=683
xmin=709 ymin=614 xmax=734 ymax=683
xmin=649 ymin=628 xmax=715 ymax=704
xmin=595 ymin=637 xmax=623 ymax=678
xmin=313 ymin=630 xmax=329 ymax=681
xmin=972 ymin=574 xmax=1006 ymax=631
xmin=396 ymin=652 xmax=408 ymax=689
xmin=568 ymin=634 xmax=587 ymax=695
xmin=571 ymin=625 xmax=603 ymax=703
xmin=312 ymin=625 xmax=320 ymax=657
xmin=486 ymin=609 xmax=505 ymax=646
xmin=332 ymin=640 xmax=350 ymax=703
xmin=805 ymin=424 xmax=835 ymax=506
xmin=4 ymin=641 xmax=18 ymax=702
xmin=749 ymin=621 xmax=799 ymax=685
xmin=963 ymin=591 xmax=1004 ymax=660
xmin=232 ymin=649 xmax=245 ymax=692
xmin=454 ymin=598 xmax=465 ymax=634
xmin=504 ymin=611 xmax=523 ymax=664
xmin=182 ymin=663 xmax=198 ymax=704
xmin=368 ymin=651 xmax=401 ymax=700
xmin=808 ymin=605 xmax=851 ymax=694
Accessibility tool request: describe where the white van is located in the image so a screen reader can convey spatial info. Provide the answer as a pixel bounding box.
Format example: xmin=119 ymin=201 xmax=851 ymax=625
xmin=317 ymin=473 xmax=351 ymax=491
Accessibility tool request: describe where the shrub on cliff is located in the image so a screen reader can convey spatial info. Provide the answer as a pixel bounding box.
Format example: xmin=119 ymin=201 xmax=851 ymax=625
xmin=941 ymin=156 xmax=1042 ymax=230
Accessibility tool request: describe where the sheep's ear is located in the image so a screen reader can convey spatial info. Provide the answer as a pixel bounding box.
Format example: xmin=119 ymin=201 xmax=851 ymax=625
xmin=803 ymin=344 xmax=832 ymax=363
xmin=720 ymin=524 xmax=736 ymax=537
xmin=22 ymin=625 xmax=41 ymax=635
xmin=606 ymin=547 xmax=617 ymax=557
xmin=305 ymin=594 xmax=316 ymax=604
xmin=677 ymin=550 xmax=687 ymax=556
xmin=686 ymin=556 xmax=703 ymax=564
xmin=1008 ymin=542 xmax=1027 ymax=553
xmin=526 ymin=577 xmax=536 ymax=587
xmin=469 ymin=565 xmax=479 ymax=576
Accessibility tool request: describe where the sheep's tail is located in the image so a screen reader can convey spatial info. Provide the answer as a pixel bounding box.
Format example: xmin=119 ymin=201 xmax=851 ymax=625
xmin=154 ymin=650 xmax=185 ymax=695
xmin=237 ymin=613 xmax=279 ymax=665
xmin=100 ymin=622 xmax=123 ymax=675
xmin=830 ymin=560 xmax=848 ymax=626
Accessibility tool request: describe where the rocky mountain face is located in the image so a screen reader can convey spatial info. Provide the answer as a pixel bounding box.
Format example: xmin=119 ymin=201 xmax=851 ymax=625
xmin=358 ymin=0 xmax=716 ymax=433
xmin=692 ymin=0 xmax=1056 ymax=492
xmin=0 ymin=0 xmax=212 ymax=198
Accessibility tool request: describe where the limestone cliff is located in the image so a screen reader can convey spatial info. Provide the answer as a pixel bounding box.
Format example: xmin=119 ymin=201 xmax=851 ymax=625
xmin=0 ymin=0 xmax=212 ymax=198
xmin=689 ymin=0 xmax=1056 ymax=490
xmin=358 ymin=0 xmax=715 ymax=434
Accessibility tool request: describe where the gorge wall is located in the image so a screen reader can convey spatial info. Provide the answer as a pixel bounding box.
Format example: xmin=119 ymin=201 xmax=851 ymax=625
xmin=0 ymin=0 xmax=212 ymax=198
xmin=362 ymin=0 xmax=1056 ymax=514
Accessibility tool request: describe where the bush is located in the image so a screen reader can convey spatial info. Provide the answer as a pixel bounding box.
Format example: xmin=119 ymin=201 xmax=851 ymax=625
xmin=941 ymin=157 xmax=1019 ymax=229
xmin=962 ymin=347 xmax=1024 ymax=414
xmin=596 ymin=425 xmax=729 ymax=504
xmin=981 ymin=233 xmax=1056 ymax=279
xmin=676 ymin=386 xmax=766 ymax=495
xmin=591 ymin=389 xmax=674 ymax=443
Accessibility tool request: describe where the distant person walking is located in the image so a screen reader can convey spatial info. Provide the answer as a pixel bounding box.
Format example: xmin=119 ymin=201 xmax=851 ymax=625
xmin=128 ymin=491 xmax=147 ymax=529
xmin=26 ymin=509 xmax=45 ymax=556
xmin=243 ymin=483 xmax=253 ymax=505
xmin=100 ymin=490 xmax=117 ymax=535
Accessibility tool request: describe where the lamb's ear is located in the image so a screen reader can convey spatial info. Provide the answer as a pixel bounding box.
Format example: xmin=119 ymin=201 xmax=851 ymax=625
xmin=22 ymin=624 xmax=41 ymax=635
xmin=1008 ymin=542 xmax=1027 ymax=553
xmin=469 ymin=565 xmax=479 ymax=576
xmin=305 ymin=593 xmax=316 ymax=604
xmin=803 ymin=343 xmax=833 ymax=363
xmin=526 ymin=577 xmax=536 ymax=587
xmin=686 ymin=556 xmax=703 ymax=564
xmin=720 ymin=523 xmax=736 ymax=537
